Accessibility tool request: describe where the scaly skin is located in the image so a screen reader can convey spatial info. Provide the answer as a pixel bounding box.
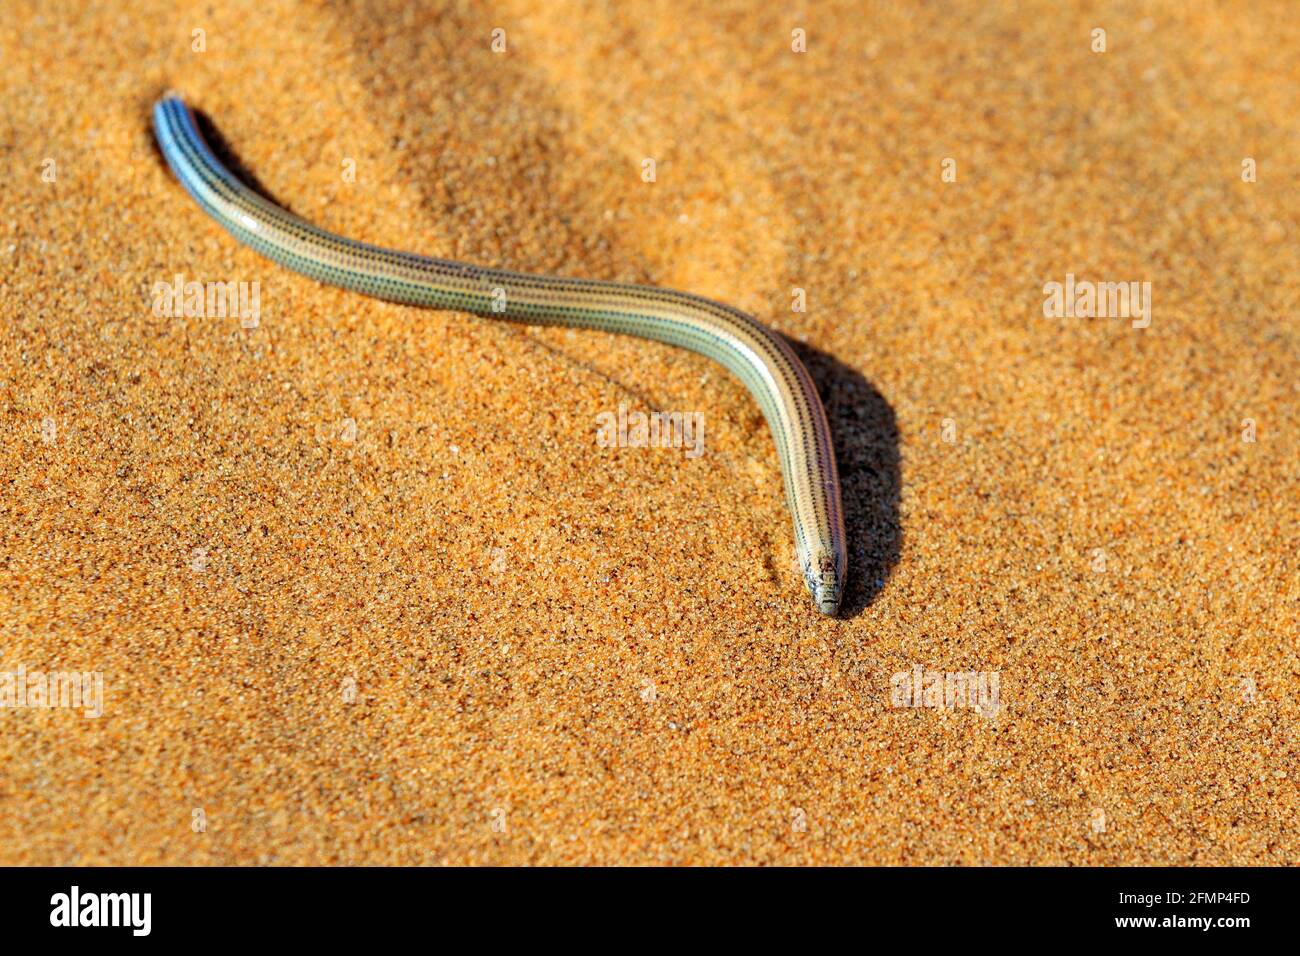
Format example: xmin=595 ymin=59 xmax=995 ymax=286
xmin=152 ymin=94 xmax=847 ymax=613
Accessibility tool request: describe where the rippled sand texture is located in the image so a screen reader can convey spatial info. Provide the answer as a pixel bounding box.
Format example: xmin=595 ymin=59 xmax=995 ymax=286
xmin=1 ymin=0 xmax=1296 ymax=863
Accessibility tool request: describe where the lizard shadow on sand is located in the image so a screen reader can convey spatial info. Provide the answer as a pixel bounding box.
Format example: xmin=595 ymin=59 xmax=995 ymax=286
xmin=787 ymin=338 xmax=901 ymax=617
xmin=145 ymin=91 xmax=301 ymax=216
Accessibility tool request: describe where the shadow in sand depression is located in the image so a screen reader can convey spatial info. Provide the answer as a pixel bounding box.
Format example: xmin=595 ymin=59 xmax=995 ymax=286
xmin=186 ymin=107 xmax=302 ymax=215
xmin=147 ymin=91 xmax=303 ymax=216
xmin=788 ymin=338 xmax=902 ymax=618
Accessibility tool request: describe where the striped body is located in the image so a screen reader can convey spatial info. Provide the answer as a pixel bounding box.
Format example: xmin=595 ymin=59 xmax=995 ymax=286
xmin=153 ymin=94 xmax=846 ymax=614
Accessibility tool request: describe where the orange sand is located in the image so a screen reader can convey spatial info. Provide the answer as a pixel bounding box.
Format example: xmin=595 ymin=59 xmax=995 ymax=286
xmin=0 ymin=0 xmax=1296 ymax=864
